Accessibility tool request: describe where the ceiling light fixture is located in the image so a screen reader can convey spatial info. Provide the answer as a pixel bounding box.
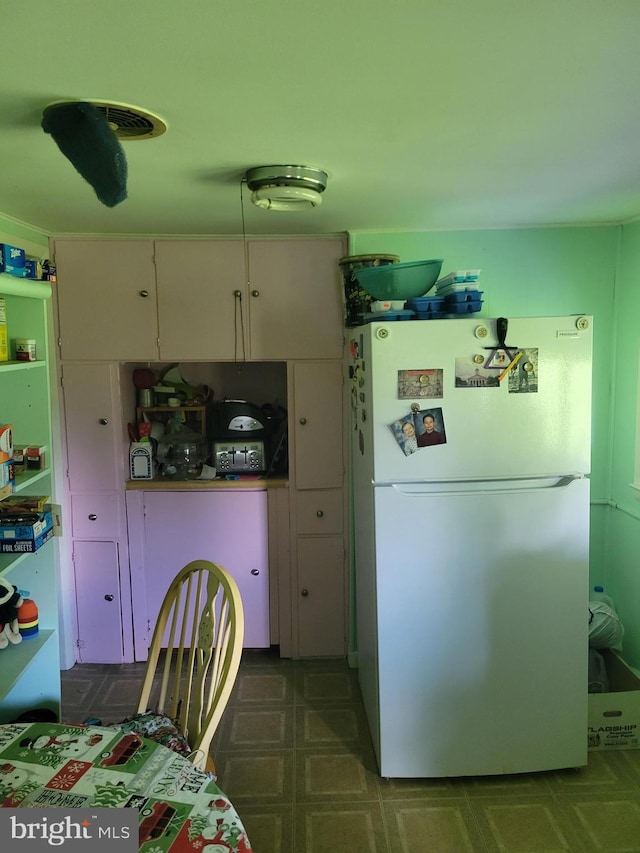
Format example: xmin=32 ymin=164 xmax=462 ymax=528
xmin=245 ymin=165 xmax=328 ymax=211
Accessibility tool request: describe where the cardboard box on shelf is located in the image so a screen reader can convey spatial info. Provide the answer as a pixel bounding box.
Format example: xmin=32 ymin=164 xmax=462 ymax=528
xmin=25 ymin=445 xmax=47 ymax=470
xmin=0 ymin=494 xmax=50 ymax=513
xmin=0 ymin=483 xmax=13 ymax=501
xmin=0 ymin=460 xmax=15 ymax=488
xmin=42 ymin=260 xmax=56 ymax=283
xmin=0 ymin=243 xmax=26 ymax=277
xmin=588 ymin=649 xmax=640 ymax=750
xmin=0 ymin=424 xmax=12 ymax=463
xmin=24 ymin=259 xmax=43 ymax=280
xmin=0 ymin=508 xmax=53 ymax=553
xmin=0 ymin=297 xmax=7 ymax=362
xmin=0 ymin=526 xmax=53 ymax=553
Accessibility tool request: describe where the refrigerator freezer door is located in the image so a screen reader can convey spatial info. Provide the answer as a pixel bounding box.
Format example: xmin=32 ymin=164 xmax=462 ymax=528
xmin=365 ymin=476 xmax=589 ymax=778
xmin=353 ymin=316 xmax=592 ymax=483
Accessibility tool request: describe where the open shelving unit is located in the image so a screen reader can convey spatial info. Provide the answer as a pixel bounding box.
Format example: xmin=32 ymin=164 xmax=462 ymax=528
xmin=0 ymin=273 xmax=60 ymax=722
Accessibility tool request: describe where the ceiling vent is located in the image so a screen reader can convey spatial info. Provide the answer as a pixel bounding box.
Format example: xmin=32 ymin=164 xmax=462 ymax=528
xmin=43 ymin=100 xmax=167 ymax=141
xmin=246 ymin=165 xmax=328 ymax=211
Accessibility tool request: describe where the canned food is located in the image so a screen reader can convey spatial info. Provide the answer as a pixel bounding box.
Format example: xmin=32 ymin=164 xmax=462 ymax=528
xmin=15 ymin=338 xmax=37 ymax=361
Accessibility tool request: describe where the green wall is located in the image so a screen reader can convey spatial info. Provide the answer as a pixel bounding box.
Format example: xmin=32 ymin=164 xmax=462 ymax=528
xmin=0 ymin=214 xmax=49 ymax=257
xmin=605 ymin=220 xmax=640 ymax=665
xmin=349 ymin=227 xmax=627 ymax=656
xmin=350 ymin=227 xmax=617 ymax=499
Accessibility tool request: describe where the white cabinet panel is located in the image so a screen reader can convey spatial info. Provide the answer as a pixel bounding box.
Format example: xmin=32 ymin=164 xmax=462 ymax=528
xmin=297 ymin=536 xmax=345 ymax=657
xmin=154 ymin=240 xmax=247 ymax=360
xmin=137 ymin=490 xmax=270 ymax=655
xmin=62 ymin=363 xmax=124 ymax=493
xmin=247 ymin=239 xmax=345 ymax=360
xmin=295 ymin=489 xmax=344 ymax=535
xmin=74 ymin=541 xmax=124 ymax=663
xmin=54 ymin=239 xmax=158 ymax=361
xmin=71 ymin=494 xmax=121 ymax=539
xmin=292 ymin=361 xmax=344 ymax=490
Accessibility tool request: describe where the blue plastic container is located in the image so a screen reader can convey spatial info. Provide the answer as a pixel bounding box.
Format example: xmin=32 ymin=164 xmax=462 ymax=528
xmin=412 ymin=310 xmax=447 ymax=320
xmin=406 ymin=295 xmax=446 ymax=312
xmin=363 ymin=309 xmax=415 ymax=323
xmin=443 ymin=290 xmax=484 ymax=304
xmin=444 ymin=299 xmax=483 ymax=315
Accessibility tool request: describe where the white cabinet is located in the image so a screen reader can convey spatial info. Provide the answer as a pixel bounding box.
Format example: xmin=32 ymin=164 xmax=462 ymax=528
xmin=59 ymin=362 xmax=131 ymax=663
xmin=247 ymin=239 xmax=345 ymax=360
xmin=127 ymin=489 xmax=270 ymax=661
xmin=50 ymin=237 xmax=350 ymax=662
xmin=291 ymin=361 xmax=345 ymax=490
xmin=288 ymin=361 xmax=347 ymax=657
xmin=52 ymin=239 xmax=158 ymax=361
xmin=53 ymin=237 xmax=346 ymax=364
xmin=297 ymin=537 xmax=345 ymax=658
xmin=73 ymin=540 xmax=124 ymax=663
xmin=61 ymin=363 xmax=126 ymax=493
xmin=155 ymin=237 xmax=346 ymax=361
xmin=0 ymin=275 xmax=61 ymax=722
xmin=154 ymin=240 xmax=246 ymax=361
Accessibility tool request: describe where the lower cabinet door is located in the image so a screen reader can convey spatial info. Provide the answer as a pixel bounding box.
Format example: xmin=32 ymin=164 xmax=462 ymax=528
xmin=74 ymin=540 xmax=124 ymax=663
xmin=140 ymin=491 xmax=270 ymax=652
xmin=297 ymin=536 xmax=345 ymax=657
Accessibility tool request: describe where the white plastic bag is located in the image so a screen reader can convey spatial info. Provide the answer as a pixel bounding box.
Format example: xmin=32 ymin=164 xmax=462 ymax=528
xmin=588 ymin=601 xmax=624 ymax=651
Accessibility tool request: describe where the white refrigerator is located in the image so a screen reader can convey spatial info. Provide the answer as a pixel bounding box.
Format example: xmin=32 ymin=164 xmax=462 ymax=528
xmin=347 ymin=315 xmax=592 ymax=778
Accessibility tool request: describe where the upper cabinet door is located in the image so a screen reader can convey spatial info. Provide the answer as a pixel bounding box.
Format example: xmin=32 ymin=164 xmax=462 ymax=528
xmin=53 ymin=240 xmax=158 ymax=361
xmin=154 ymin=240 xmax=247 ymax=361
xmin=247 ymin=238 xmax=346 ymax=360
xmin=292 ymin=360 xmax=344 ymax=489
xmin=61 ymin=362 xmax=124 ymax=493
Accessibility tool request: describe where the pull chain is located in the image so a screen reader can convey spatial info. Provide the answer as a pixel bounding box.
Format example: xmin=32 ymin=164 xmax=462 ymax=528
xmin=235 ymin=179 xmax=249 ymax=367
xmin=234 ymin=290 xmax=246 ymax=366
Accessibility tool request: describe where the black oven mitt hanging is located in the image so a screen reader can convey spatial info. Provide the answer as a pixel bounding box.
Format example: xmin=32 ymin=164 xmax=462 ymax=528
xmin=41 ymin=101 xmax=128 ymax=207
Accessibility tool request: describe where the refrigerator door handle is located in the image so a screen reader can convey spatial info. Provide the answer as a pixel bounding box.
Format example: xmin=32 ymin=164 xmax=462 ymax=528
xmin=385 ymin=475 xmax=583 ymax=497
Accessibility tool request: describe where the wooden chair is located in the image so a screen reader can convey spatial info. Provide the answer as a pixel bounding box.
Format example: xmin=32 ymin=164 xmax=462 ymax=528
xmin=136 ymin=559 xmax=244 ymax=773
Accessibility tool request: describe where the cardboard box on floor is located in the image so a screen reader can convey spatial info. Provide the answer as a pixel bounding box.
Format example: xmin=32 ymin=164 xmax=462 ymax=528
xmin=588 ymin=649 xmax=640 ymax=750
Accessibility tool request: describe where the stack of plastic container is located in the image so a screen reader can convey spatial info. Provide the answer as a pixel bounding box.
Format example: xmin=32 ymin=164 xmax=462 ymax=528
xmin=405 ymin=294 xmax=446 ymax=320
xmin=435 ymin=269 xmax=483 ymax=315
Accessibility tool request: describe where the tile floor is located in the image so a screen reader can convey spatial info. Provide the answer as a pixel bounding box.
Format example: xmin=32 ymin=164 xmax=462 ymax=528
xmin=61 ymin=649 xmax=640 ymax=853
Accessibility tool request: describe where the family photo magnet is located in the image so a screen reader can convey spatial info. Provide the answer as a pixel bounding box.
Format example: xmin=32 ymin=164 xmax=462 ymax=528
xmin=389 ymin=408 xmax=447 ymax=456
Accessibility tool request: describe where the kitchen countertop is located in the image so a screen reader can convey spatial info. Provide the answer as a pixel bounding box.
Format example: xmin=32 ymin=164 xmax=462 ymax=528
xmin=125 ymin=476 xmax=288 ymax=490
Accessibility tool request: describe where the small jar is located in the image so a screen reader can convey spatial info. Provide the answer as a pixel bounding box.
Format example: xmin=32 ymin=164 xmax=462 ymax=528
xmin=15 ymin=339 xmax=37 ymax=361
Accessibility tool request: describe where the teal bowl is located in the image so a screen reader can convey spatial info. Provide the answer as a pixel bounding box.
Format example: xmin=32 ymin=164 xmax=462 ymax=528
xmin=355 ymin=259 xmax=443 ymax=301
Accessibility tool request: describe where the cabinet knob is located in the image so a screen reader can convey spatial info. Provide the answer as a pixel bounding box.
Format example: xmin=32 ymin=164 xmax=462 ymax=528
xmin=299 ymin=417 xmax=307 ymax=425
xmin=251 ymin=289 xmax=260 ymax=297
xmin=99 ymin=418 xmax=109 ymax=425
xmin=104 ymin=595 xmax=114 ymax=602
xmin=88 ymin=514 xmax=98 ymax=521
xmin=139 ymin=289 xmax=149 ymax=298
xmin=316 ymin=510 xmax=324 ymax=518
xmin=301 ymin=588 xmax=309 ymax=597
xmin=251 ymin=569 xmax=260 ymax=576
xmin=233 ymin=289 xmax=242 ymax=297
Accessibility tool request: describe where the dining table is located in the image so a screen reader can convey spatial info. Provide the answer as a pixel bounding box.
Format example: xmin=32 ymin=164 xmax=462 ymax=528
xmin=0 ymin=721 xmax=252 ymax=852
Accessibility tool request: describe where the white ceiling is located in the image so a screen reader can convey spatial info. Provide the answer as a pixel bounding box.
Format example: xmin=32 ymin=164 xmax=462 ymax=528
xmin=2 ymin=0 xmax=640 ymax=237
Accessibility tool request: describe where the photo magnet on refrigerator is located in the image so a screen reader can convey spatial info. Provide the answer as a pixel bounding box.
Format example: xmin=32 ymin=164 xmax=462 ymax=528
xmin=397 ymin=369 xmax=443 ymax=399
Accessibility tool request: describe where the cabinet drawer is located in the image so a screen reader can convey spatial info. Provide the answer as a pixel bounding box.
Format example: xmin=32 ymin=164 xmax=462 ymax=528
xmin=295 ymin=489 xmax=344 ymax=535
xmin=71 ymin=494 xmax=121 ymax=539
